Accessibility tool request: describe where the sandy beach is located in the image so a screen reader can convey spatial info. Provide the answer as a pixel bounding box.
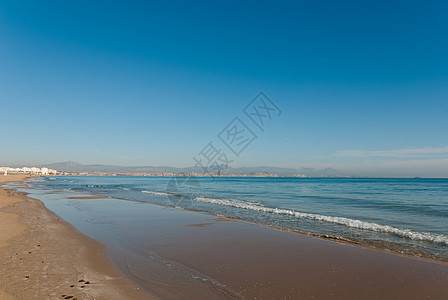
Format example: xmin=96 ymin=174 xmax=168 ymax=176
xmin=2 ymin=175 xmax=448 ymax=299
xmin=0 ymin=175 xmax=152 ymax=300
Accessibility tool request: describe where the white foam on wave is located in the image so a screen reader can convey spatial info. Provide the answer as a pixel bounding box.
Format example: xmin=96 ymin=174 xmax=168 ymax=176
xmin=142 ymin=190 xmax=175 ymax=196
xmin=195 ymin=197 xmax=448 ymax=245
xmin=118 ymin=187 xmax=131 ymax=190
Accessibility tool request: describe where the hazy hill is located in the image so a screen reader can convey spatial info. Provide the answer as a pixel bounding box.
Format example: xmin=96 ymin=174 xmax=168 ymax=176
xmin=39 ymin=161 xmax=342 ymax=177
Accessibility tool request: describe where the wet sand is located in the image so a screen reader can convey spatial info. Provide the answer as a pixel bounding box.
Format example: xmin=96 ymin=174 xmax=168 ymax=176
xmin=0 ymin=175 xmax=152 ymax=299
xmin=99 ymin=204 xmax=448 ymax=300
xmin=159 ymin=218 xmax=448 ymax=299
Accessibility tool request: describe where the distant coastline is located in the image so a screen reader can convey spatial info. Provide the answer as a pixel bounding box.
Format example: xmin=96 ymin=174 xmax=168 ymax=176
xmin=0 ymin=161 xmax=385 ymax=178
xmin=3 ymin=161 xmax=439 ymax=178
xmin=1 ymin=161 xmax=345 ymax=178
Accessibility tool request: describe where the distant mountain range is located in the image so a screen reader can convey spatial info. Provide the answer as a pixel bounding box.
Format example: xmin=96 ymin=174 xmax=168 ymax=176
xmin=37 ymin=161 xmax=343 ymax=177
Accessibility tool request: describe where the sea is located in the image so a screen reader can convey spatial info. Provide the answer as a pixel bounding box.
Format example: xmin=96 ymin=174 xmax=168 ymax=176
xmin=9 ymin=176 xmax=448 ymax=261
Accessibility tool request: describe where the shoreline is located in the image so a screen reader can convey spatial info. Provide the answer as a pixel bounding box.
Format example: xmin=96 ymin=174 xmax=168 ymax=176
xmin=150 ymin=202 xmax=448 ymax=265
xmin=0 ymin=175 xmax=153 ymax=299
xmin=37 ymin=174 xmax=448 ymax=263
xmin=2 ymin=175 xmax=448 ymax=299
xmin=99 ymin=199 xmax=448 ymax=299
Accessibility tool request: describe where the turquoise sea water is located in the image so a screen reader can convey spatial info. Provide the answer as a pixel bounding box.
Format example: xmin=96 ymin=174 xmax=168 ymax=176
xmin=15 ymin=176 xmax=448 ymax=261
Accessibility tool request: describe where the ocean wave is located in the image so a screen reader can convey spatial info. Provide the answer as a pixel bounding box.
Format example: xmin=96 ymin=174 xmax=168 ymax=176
xmin=142 ymin=190 xmax=177 ymax=197
xmin=118 ymin=187 xmax=131 ymax=191
xmin=194 ymin=197 xmax=448 ymax=245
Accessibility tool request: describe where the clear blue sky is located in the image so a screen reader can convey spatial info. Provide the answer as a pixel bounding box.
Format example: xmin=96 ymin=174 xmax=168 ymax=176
xmin=1 ymin=0 xmax=447 ymax=177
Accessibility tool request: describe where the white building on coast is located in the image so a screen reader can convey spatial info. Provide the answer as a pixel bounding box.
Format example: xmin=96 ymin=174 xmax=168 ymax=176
xmin=0 ymin=166 xmax=58 ymax=176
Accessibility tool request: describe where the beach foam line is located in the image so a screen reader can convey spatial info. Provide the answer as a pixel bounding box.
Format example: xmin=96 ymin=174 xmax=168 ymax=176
xmin=194 ymin=196 xmax=448 ymax=246
xmin=142 ymin=190 xmax=177 ymax=197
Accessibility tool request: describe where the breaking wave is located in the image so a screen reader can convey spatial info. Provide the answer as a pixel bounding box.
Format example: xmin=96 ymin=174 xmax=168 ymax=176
xmin=142 ymin=190 xmax=177 ymax=197
xmin=195 ymin=197 xmax=448 ymax=245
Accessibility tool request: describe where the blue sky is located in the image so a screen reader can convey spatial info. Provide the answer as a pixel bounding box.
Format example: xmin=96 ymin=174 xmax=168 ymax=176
xmin=1 ymin=0 xmax=447 ymax=177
